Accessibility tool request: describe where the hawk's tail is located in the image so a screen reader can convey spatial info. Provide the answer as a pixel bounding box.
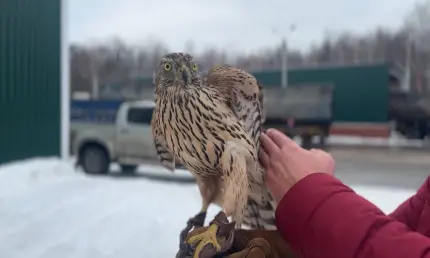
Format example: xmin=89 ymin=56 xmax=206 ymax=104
xmin=243 ymin=172 xmax=277 ymax=229
xmin=243 ymin=193 xmax=276 ymax=229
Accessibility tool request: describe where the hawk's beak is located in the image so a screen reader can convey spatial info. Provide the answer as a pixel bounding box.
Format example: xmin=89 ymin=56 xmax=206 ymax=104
xmin=182 ymin=69 xmax=189 ymax=83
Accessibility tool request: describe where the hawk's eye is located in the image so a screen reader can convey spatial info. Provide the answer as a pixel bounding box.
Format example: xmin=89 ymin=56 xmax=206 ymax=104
xmin=192 ymin=64 xmax=198 ymax=71
xmin=164 ymin=63 xmax=172 ymax=71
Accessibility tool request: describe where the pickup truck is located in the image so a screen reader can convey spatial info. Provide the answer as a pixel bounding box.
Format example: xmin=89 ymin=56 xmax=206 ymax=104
xmin=71 ymin=100 xmax=159 ymax=174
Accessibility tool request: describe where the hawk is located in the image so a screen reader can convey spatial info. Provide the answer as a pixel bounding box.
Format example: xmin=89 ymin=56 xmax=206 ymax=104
xmin=151 ymin=53 xmax=275 ymax=257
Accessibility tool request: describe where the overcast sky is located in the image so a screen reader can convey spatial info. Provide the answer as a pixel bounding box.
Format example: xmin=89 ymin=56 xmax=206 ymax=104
xmin=68 ymin=0 xmax=418 ymax=53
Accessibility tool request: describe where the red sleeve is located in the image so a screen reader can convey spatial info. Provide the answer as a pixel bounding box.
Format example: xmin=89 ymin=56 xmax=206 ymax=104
xmin=275 ymin=173 xmax=430 ymax=258
xmin=389 ymin=176 xmax=430 ymax=230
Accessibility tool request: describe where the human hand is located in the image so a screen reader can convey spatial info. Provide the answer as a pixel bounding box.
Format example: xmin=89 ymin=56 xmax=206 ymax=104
xmin=259 ymin=129 xmax=335 ymax=204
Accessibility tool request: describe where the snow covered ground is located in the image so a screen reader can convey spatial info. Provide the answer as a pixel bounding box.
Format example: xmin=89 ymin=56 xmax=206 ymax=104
xmin=0 ymin=158 xmax=417 ymax=258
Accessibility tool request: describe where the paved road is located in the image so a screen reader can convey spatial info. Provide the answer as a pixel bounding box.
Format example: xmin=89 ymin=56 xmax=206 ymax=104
xmin=134 ymin=146 xmax=429 ymax=189
xmin=329 ymin=147 xmax=429 ymax=189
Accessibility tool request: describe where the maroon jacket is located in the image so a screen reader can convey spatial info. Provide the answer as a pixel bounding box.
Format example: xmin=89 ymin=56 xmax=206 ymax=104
xmin=275 ymin=173 xmax=430 ymax=258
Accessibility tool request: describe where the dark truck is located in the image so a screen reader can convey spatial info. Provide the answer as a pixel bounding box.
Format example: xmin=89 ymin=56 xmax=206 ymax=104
xmin=390 ymin=90 xmax=430 ymax=140
xmin=262 ymin=84 xmax=334 ymax=149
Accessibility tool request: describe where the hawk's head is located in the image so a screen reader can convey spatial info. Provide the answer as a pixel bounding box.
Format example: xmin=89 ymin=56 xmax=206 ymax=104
xmin=154 ymin=52 xmax=202 ymax=93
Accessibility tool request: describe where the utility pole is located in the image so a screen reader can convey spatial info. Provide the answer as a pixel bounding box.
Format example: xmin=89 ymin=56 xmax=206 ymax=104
xmin=402 ymin=36 xmax=412 ymax=92
xmin=281 ymin=38 xmax=288 ymax=89
xmin=90 ymin=60 xmax=99 ymax=99
xmin=274 ymin=24 xmax=296 ymax=89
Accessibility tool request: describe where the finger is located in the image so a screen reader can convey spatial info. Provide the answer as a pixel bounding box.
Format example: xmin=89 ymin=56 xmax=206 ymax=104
xmin=264 ymin=160 xmax=279 ymax=185
xmin=266 ymin=129 xmax=299 ymax=149
xmin=312 ymin=149 xmax=330 ymax=157
xmin=265 ymin=169 xmax=279 ymax=195
xmin=270 ymin=159 xmax=287 ymax=179
xmin=261 ymin=132 xmax=281 ymax=156
xmin=264 ymin=168 xmax=276 ymax=190
xmin=310 ymin=148 xmax=324 ymax=155
xmin=259 ymin=149 xmax=270 ymax=169
xmin=311 ymin=150 xmax=335 ymax=175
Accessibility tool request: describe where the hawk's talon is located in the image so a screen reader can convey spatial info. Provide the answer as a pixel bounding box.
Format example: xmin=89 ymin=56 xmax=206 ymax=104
xmin=189 ymin=211 xmax=207 ymax=228
xmin=179 ymin=220 xmax=194 ymax=247
xmin=179 ymin=211 xmax=207 ymax=248
xmin=187 ymin=223 xmax=221 ymax=258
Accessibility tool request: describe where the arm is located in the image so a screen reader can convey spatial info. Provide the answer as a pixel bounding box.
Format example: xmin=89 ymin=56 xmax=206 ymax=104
xmin=389 ymin=176 xmax=430 ymax=231
xmin=275 ymin=173 xmax=430 ymax=258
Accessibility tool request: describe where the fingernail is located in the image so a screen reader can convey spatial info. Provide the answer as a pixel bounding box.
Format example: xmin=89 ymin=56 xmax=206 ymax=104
xmin=266 ymin=129 xmax=275 ymax=134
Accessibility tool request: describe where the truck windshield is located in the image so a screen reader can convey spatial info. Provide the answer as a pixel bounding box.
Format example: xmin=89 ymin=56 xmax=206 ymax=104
xmin=127 ymin=107 xmax=154 ymax=125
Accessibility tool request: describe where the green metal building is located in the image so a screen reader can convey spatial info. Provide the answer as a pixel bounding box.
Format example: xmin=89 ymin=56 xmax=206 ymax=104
xmin=254 ymin=64 xmax=391 ymax=123
xmin=0 ymin=0 xmax=63 ymax=164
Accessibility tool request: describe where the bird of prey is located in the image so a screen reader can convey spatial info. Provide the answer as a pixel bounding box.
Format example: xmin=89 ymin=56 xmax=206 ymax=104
xmin=151 ymin=53 xmax=276 ymax=257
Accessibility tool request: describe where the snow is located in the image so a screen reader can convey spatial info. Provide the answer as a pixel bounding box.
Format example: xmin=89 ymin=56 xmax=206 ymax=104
xmin=351 ymin=185 xmax=415 ymax=214
xmin=0 ymin=158 xmax=417 ymax=258
xmin=110 ymin=162 xmax=194 ymax=180
xmin=0 ymin=158 xmax=79 ymax=200
xmin=0 ymin=158 xmax=219 ymax=258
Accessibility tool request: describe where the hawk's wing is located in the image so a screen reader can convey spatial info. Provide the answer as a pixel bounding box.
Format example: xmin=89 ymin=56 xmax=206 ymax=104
xmin=204 ymin=65 xmax=276 ymax=229
xmin=150 ymin=106 xmax=176 ymax=172
xmin=204 ymin=65 xmax=265 ymax=146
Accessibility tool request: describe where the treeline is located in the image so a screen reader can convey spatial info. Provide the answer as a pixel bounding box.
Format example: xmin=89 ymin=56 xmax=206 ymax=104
xmin=70 ymin=0 xmax=430 ymax=96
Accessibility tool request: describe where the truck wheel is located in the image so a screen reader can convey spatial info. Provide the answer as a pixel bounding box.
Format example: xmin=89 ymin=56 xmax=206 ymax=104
xmin=120 ymin=164 xmax=138 ymax=174
xmin=81 ymin=145 xmax=110 ymax=175
xmin=317 ymin=134 xmax=327 ymax=150
xmin=301 ymin=134 xmax=313 ymax=150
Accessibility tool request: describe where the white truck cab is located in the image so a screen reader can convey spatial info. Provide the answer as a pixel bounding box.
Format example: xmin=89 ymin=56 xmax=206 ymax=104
xmin=72 ymin=100 xmax=158 ymax=174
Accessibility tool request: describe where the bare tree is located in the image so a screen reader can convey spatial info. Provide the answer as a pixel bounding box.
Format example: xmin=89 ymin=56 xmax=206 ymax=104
xmin=404 ymin=0 xmax=430 ymax=52
xmin=70 ymin=4 xmax=430 ymax=98
xmin=403 ymin=0 xmax=430 ymax=91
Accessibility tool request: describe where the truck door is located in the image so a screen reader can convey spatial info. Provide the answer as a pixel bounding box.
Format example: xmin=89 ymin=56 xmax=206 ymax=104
xmin=117 ymin=106 xmax=156 ymax=160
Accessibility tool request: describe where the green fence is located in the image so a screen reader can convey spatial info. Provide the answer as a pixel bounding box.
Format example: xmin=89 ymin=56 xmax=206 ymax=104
xmin=0 ymin=0 xmax=61 ymax=164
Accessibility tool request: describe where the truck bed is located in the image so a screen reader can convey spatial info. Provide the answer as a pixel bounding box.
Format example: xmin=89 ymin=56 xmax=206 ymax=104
xmin=390 ymin=91 xmax=430 ymax=120
xmin=263 ymin=84 xmax=334 ymax=121
xmin=71 ymin=100 xmax=123 ymax=124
